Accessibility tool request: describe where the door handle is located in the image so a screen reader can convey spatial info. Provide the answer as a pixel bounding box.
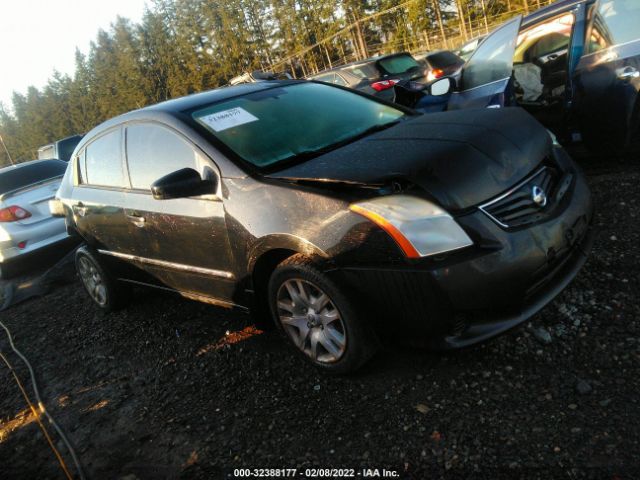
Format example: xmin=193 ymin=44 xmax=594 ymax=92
xmin=125 ymin=213 xmax=146 ymax=227
xmin=617 ymin=67 xmax=640 ymax=80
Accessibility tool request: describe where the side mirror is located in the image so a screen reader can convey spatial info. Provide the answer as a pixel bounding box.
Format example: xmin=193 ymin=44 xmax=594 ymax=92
xmin=151 ymin=168 xmax=217 ymax=200
xmin=428 ymin=77 xmax=454 ymax=96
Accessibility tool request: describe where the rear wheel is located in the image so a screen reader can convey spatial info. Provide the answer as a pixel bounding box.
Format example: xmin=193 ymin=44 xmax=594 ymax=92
xmin=75 ymin=247 xmax=128 ymax=312
xmin=0 ymin=261 xmax=19 ymax=280
xmin=268 ymin=254 xmax=377 ymax=374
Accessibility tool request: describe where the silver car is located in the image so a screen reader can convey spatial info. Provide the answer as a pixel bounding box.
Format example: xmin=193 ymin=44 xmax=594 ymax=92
xmin=0 ymin=159 xmax=70 ymax=278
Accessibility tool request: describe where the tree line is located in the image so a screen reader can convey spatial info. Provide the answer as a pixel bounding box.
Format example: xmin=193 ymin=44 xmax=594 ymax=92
xmin=0 ymin=0 xmax=550 ymax=165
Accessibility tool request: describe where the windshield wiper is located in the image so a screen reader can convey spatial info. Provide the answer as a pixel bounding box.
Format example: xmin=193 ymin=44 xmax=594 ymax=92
xmin=289 ymin=120 xmax=402 ymax=161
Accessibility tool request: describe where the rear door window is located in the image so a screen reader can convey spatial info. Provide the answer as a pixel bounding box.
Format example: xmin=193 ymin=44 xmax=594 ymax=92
xmin=0 ymin=160 xmax=67 ymax=195
xmin=84 ymin=129 xmax=125 ymax=188
xmin=587 ymin=0 xmax=640 ymax=53
xmin=125 ymin=123 xmax=204 ymax=190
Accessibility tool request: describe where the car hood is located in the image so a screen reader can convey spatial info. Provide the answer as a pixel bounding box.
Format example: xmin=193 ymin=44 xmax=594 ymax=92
xmin=267 ymin=107 xmax=551 ymax=212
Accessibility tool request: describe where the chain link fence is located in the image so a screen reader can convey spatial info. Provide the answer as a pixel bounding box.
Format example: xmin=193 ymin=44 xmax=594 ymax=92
xmin=267 ymin=0 xmax=555 ymax=78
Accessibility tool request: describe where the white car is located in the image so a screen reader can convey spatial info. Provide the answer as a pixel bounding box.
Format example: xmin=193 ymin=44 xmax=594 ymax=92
xmin=0 ymin=159 xmax=71 ymax=278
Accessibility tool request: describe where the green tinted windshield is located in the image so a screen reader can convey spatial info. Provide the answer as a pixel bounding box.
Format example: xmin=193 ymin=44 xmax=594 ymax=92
xmin=191 ymin=82 xmax=405 ymax=169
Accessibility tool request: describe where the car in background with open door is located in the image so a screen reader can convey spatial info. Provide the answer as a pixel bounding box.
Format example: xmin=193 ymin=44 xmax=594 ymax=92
xmin=400 ymin=0 xmax=640 ymax=152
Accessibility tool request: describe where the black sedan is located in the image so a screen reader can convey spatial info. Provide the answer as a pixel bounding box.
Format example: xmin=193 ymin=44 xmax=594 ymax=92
xmin=54 ymin=80 xmax=593 ymax=373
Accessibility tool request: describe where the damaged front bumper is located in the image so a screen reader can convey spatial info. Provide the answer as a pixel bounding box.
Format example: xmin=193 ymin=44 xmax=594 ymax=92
xmin=330 ymin=166 xmax=594 ymax=349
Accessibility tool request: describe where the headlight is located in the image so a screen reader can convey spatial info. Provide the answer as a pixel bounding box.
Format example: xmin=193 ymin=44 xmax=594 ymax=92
xmin=350 ymin=195 xmax=473 ymax=258
xmin=548 ymin=129 xmax=561 ymax=147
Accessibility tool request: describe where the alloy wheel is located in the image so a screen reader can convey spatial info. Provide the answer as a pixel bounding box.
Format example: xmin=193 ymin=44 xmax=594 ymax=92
xmin=78 ymin=256 xmax=108 ymax=306
xmin=276 ymin=278 xmax=347 ymax=363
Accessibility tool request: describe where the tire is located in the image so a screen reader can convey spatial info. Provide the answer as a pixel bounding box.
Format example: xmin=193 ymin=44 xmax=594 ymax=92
xmin=267 ymin=254 xmax=378 ymax=374
xmin=75 ymin=246 xmax=128 ymax=312
xmin=0 ymin=260 xmax=19 ymax=280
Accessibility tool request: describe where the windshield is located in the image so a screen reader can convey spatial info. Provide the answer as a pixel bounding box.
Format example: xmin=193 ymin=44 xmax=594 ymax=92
xmin=191 ymin=82 xmax=405 ymax=169
xmin=378 ymin=54 xmax=420 ymax=75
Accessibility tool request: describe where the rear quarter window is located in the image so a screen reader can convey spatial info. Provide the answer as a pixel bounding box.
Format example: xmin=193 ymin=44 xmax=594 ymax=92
xmin=0 ymin=160 xmax=67 ymax=195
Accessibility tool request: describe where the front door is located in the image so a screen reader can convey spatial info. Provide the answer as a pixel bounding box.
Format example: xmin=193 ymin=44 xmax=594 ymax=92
xmin=122 ymin=122 xmax=236 ymax=305
xmin=571 ymin=0 xmax=640 ymax=147
xmin=447 ymin=16 xmax=522 ymax=111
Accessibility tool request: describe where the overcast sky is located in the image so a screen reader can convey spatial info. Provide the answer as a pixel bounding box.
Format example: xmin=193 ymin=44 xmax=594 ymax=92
xmin=0 ymin=0 xmax=148 ymax=108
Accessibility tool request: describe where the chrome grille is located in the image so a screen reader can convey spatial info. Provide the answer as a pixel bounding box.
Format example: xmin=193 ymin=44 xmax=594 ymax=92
xmin=480 ymin=167 xmax=559 ymax=229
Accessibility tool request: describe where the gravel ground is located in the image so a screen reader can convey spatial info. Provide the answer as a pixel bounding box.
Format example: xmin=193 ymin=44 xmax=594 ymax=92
xmin=0 ymin=157 xmax=639 ymax=480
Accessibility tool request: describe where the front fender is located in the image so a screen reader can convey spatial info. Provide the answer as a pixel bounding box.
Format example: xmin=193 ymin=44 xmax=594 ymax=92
xmin=246 ymin=233 xmax=328 ymax=275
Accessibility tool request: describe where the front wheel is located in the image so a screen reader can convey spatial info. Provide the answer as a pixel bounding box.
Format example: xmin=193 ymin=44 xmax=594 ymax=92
xmin=268 ymin=254 xmax=377 ymax=374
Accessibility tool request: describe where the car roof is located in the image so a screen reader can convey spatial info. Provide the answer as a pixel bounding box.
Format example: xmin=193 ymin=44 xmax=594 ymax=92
xmin=523 ymin=0 xmax=585 ymax=26
xmin=143 ymin=80 xmax=301 ymax=114
xmin=419 ymin=49 xmax=450 ymax=56
xmin=79 ymin=80 xmax=302 ymax=139
xmin=73 ymin=79 xmax=309 ymax=168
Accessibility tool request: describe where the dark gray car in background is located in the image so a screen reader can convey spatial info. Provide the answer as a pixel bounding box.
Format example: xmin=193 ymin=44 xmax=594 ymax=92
xmin=308 ymin=52 xmax=426 ymax=101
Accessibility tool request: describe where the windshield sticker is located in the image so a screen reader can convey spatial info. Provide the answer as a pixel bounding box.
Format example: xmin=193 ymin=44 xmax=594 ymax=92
xmin=197 ymin=107 xmax=258 ymax=132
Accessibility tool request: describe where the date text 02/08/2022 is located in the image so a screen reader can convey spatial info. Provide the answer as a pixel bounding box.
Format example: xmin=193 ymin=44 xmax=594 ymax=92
xmin=231 ymin=467 xmax=401 ymax=478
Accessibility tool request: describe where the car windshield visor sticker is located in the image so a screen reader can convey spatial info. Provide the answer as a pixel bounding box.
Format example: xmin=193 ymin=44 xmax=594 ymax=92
xmin=196 ymin=107 xmax=258 ymax=132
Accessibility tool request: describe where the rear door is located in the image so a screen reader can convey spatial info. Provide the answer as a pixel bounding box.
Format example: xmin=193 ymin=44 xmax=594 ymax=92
xmin=122 ymin=122 xmax=236 ymax=305
xmin=72 ymin=127 xmax=138 ymax=278
xmin=448 ymin=16 xmax=522 ymax=111
xmin=571 ymin=0 xmax=640 ymax=147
